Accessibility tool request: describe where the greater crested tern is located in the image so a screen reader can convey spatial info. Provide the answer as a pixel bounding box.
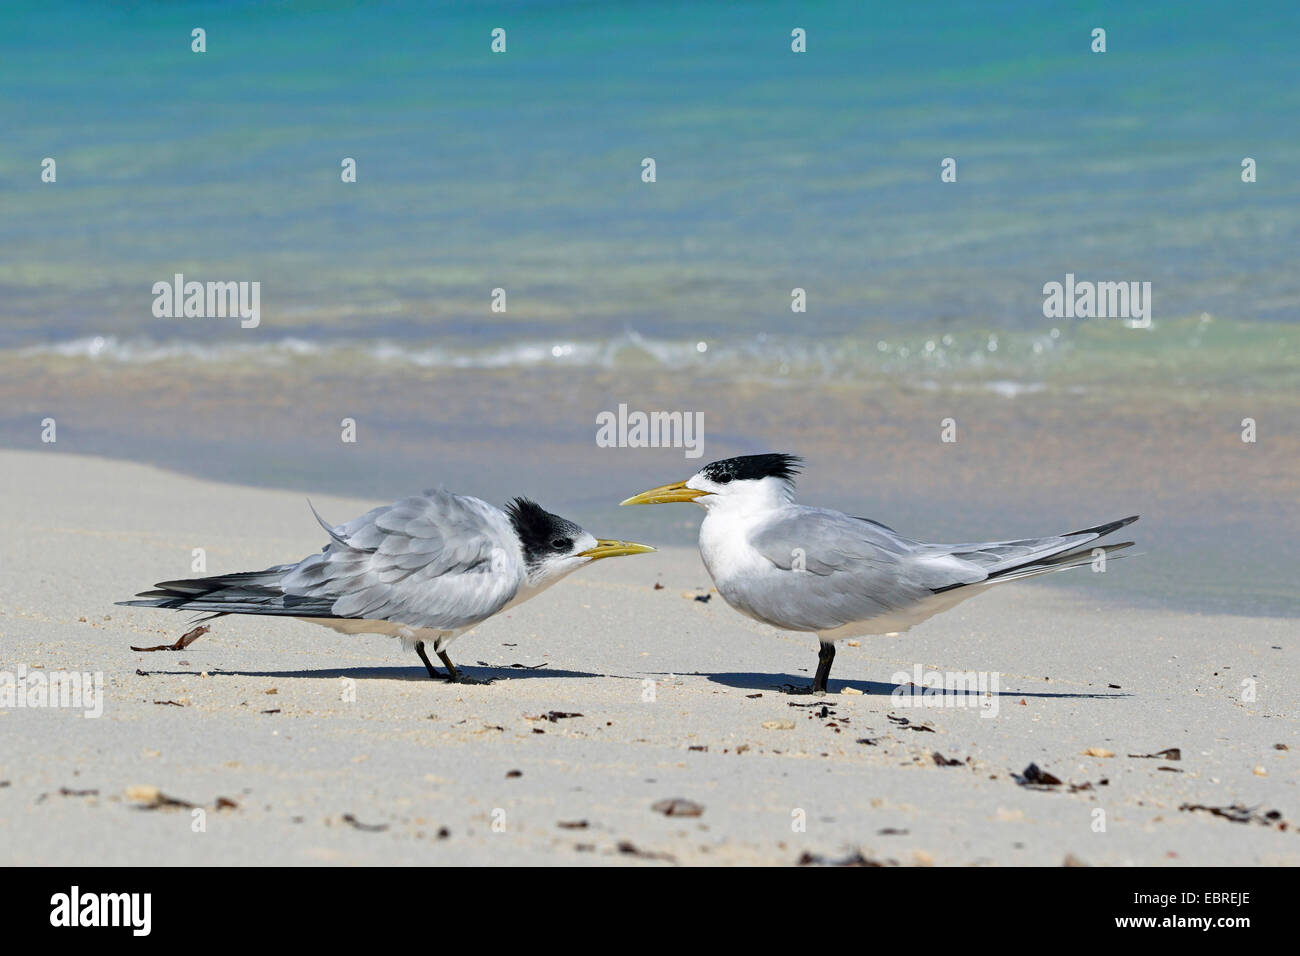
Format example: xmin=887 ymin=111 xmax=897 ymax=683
xmin=622 ymin=453 xmax=1137 ymax=695
xmin=119 ymin=491 xmax=654 ymax=683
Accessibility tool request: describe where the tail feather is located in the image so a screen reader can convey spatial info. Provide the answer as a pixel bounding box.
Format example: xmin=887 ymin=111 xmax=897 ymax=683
xmin=116 ymin=564 xmax=337 ymax=618
xmin=985 ymin=515 xmax=1139 ymax=581
xmin=931 ymin=515 xmax=1139 ymax=593
xmin=982 ymin=539 xmax=1136 ymax=584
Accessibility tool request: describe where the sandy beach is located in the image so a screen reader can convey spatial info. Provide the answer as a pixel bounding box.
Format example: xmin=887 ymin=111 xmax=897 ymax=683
xmin=1 ymin=449 xmax=1295 ymax=866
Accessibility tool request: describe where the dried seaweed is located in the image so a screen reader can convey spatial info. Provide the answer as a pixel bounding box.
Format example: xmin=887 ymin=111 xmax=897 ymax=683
xmin=130 ymin=624 xmax=209 ymax=653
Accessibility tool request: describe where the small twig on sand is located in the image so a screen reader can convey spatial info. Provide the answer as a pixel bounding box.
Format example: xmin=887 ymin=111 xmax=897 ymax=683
xmin=131 ymin=624 xmax=209 ymax=652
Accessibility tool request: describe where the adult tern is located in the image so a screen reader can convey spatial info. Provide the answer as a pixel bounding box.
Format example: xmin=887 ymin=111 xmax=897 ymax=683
xmin=120 ymin=491 xmax=654 ymax=683
xmin=622 ymin=453 xmax=1136 ymax=694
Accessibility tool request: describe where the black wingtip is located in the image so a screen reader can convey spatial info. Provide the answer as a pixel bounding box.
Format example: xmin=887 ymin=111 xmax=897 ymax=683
xmin=1067 ymin=514 xmax=1140 ymax=538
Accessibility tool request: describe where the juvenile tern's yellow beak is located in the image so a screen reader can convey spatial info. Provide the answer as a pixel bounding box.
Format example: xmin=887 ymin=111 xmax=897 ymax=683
xmin=619 ymin=481 xmax=711 ymax=506
xmin=578 ymin=539 xmax=657 ymax=561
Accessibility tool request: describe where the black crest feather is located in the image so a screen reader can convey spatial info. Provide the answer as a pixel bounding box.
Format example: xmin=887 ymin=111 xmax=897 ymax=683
xmin=505 ymin=497 xmax=583 ymax=565
xmin=700 ymin=453 xmax=803 ymax=484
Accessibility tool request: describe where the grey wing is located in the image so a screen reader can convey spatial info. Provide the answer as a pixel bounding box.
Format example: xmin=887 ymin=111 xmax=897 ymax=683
xmin=747 ymin=509 xmax=1138 ymax=631
xmin=744 ymin=508 xmax=972 ymax=631
xmin=280 ymin=490 xmax=523 ymax=630
xmin=917 ymin=514 xmax=1139 ymax=589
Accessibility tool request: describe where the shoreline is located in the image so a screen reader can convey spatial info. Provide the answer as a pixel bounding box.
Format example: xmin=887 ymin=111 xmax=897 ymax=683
xmin=4 ymin=341 xmax=1297 ymax=620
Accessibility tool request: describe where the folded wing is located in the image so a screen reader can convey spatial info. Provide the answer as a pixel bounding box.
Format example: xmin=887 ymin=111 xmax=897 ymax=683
xmin=744 ymin=509 xmax=1137 ymax=631
xmin=120 ymin=491 xmax=524 ymax=632
xmin=281 ymin=490 xmax=524 ymax=630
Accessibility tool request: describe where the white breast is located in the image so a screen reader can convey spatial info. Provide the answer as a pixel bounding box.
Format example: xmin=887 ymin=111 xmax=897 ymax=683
xmin=698 ymin=509 xmax=793 ymax=627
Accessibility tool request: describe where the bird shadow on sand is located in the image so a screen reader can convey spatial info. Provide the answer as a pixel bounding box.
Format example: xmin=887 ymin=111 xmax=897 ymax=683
xmin=159 ymin=664 xmax=605 ymax=683
xmin=693 ymin=672 xmax=1130 ymax=700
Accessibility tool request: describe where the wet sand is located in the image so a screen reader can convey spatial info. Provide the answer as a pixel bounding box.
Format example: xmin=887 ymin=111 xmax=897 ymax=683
xmin=3 ymin=342 xmax=1297 ymax=616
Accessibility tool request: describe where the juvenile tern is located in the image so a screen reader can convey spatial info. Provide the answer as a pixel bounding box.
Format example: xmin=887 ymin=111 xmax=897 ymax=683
xmin=622 ymin=453 xmax=1137 ymax=694
xmin=120 ymin=491 xmax=654 ymax=683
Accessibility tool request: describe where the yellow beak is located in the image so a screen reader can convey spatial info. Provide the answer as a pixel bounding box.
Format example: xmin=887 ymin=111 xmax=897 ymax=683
xmin=619 ymin=480 xmax=711 ymax=506
xmin=578 ymin=539 xmax=658 ymax=561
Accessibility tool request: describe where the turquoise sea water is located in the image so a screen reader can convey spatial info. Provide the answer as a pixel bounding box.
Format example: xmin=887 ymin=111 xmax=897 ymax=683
xmin=1 ymin=0 xmax=1297 ymax=360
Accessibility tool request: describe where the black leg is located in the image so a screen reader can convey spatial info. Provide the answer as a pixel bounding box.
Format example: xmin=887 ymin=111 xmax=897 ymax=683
xmin=436 ymin=648 xmax=492 ymax=685
xmin=813 ymin=641 xmax=836 ymax=694
xmin=435 ymin=648 xmax=460 ymax=682
xmin=414 ymin=641 xmax=444 ymax=680
xmin=781 ymin=639 xmax=835 ymax=696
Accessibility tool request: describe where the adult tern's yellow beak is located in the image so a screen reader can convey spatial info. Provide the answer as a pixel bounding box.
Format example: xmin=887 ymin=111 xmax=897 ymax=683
xmin=578 ymin=539 xmax=658 ymax=560
xmin=619 ymin=480 xmax=711 ymax=506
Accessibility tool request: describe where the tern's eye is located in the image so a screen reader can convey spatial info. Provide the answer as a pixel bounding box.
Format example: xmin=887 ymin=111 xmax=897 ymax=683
xmin=714 ymin=474 xmax=733 ymax=485
xmin=551 ymin=537 xmax=572 ymax=551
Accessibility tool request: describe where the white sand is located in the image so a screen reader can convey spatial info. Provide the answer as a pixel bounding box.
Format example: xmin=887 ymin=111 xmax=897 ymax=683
xmin=1 ymin=450 xmax=1295 ymax=865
